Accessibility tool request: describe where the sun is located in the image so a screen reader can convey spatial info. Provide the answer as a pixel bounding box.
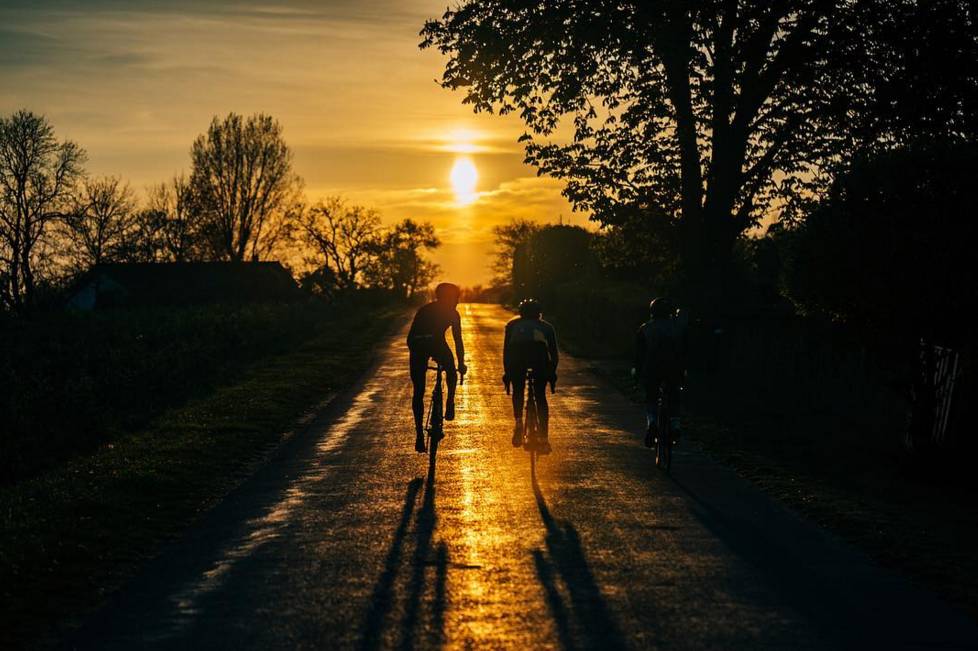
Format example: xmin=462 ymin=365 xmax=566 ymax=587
xmin=450 ymin=157 xmax=478 ymax=206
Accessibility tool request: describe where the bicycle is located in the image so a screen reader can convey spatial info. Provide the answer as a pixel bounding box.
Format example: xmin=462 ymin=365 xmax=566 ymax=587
xmin=424 ymin=363 xmax=463 ymax=460
xmin=511 ymin=369 xmax=553 ymax=468
xmin=654 ymin=385 xmax=676 ymax=472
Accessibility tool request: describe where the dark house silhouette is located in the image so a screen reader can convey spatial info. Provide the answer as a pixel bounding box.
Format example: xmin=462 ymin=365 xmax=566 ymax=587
xmin=66 ymin=262 xmax=302 ymax=310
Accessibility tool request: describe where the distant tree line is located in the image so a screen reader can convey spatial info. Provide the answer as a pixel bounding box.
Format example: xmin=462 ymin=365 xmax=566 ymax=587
xmin=0 ymin=110 xmax=439 ymax=313
xmin=297 ymin=197 xmax=440 ymax=300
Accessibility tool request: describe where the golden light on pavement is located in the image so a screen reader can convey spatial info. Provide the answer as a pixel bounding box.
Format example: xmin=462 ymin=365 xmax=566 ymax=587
xmin=450 ymin=157 xmax=479 ymax=206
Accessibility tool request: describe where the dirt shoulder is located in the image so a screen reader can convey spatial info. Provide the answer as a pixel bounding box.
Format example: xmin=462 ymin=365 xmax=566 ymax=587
xmin=582 ymin=358 xmax=978 ymax=624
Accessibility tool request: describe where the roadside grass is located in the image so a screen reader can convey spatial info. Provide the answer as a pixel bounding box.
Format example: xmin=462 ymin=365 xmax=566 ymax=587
xmin=1 ymin=302 xmax=331 ymax=484
xmin=584 ymin=359 xmax=978 ymax=623
xmin=0 ymin=304 xmax=406 ymax=649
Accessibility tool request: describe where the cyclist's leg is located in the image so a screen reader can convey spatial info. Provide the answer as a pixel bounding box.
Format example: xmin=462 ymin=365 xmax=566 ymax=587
xmin=533 ymin=370 xmax=549 ymax=437
xmin=409 ymin=346 xmax=428 ymax=439
xmin=432 ymin=343 xmax=458 ymax=420
xmin=511 ymin=369 xmax=527 ymax=421
xmin=507 ymin=369 xmax=525 ymax=446
xmin=644 ymin=377 xmax=661 ymax=447
xmin=666 ymin=379 xmax=682 ymax=441
xmin=531 ymin=370 xmax=551 ymax=453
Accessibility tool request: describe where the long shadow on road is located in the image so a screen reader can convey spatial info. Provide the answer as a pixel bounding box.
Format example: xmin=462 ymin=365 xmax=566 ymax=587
xmin=358 ymin=471 xmax=448 ymax=651
xmin=531 ymin=470 xmax=628 ymax=651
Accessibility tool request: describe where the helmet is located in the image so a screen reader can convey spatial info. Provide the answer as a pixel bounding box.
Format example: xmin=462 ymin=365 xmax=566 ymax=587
xmin=518 ymin=298 xmax=542 ymax=318
xmin=649 ymin=297 xmax=676 ymax=318
xmin=434 ymin=282 xmax=461 ymax=303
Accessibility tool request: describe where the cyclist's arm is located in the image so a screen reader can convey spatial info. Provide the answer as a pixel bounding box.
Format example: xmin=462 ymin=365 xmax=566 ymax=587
xmin=406 ymin=310 xmax=420 ymax=346
xmin=451 ymin=312 xmax=465 ymax=369
xmin=547 ymin=326 xmax=559 ymax=373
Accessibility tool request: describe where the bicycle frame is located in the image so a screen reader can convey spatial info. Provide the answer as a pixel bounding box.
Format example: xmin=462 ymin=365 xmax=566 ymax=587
xmin=523 ymin=369 xmax=540 ymax=450
xmin=655 ymin=385 xmax=673 ymax=472
xmin=424 ymin=364 xmax=444 ymax=450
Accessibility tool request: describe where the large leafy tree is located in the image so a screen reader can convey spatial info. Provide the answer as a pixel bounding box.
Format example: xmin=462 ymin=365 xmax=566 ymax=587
xmin=422 ymin=1 xmax=977 ymax=304
xmin=490 ymin=218 xmax=539 ymax=287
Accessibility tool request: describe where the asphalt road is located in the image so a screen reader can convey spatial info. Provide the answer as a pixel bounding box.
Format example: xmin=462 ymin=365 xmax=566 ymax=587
xmin=72 ymin=304 xmax=978 ymax=650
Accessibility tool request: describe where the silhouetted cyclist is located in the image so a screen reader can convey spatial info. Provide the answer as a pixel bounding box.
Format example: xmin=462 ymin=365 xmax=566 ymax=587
xmin=503 ymin=298 xmax=558 ymax=454
xmin=408 ymin=282 xmax=466 ymax=453
xmin=633 ymin=297 xmax=687 ymax=448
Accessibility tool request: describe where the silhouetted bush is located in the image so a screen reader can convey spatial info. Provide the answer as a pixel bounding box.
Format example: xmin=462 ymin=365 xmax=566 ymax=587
xmin=780 ymin=141 xmax=978 ymax=347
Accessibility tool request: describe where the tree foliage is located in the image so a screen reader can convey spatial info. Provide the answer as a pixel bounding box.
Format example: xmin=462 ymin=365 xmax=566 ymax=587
xmin=490 ymin=218 xmax=539 ymax=287
xmin=422 ymin=0 xmax=978 ymax=301
xmin=513 ymin=225 xmax=591 ymax=300
xmin=0 ymin=110 xmax=85 ymax=311
xmin=835 ymin=0 xmax=978 ymax=154
xmin=780 ymin=141 xmax=978 ymax=344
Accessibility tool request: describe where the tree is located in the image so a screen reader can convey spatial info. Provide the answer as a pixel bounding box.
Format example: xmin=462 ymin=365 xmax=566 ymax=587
xmin=298 ymin=197 xmax=381 ymax=290
xmin=512 ymin=225 xmax=591 ymax=300
xmin=365 ymin=219 xmax=440 ymax=298
xmin=0 ymin=110 xmax=85 ymax=311
xmin=137 ymin=174 xmax=203 ymax=262
xmin=190 ymin=113 xmax=301 ymax=262
xmin=490 ymin=218 xmax=539 ymax=287
xmin=64 ymin=176 xmax=138 ymax=268
xmin=421 ymin=1 xmax=978 ymax=306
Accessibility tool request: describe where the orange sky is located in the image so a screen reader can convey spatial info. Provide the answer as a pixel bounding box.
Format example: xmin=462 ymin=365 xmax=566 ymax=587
xmin=0 ymin=0 xmax=589 ymax=286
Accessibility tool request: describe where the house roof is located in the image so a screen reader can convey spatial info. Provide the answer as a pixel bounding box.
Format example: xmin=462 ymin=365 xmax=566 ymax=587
xmin=71 ymin=261 xmax=302 ymax=309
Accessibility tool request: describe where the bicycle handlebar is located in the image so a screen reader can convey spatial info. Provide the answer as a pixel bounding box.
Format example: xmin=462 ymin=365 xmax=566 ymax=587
xmin=427 ymin=364 xmax=465 ymax=385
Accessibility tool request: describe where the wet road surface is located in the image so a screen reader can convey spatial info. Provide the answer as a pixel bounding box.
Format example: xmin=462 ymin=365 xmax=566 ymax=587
xmin=73 ymin=304 xmax=978 ymax=650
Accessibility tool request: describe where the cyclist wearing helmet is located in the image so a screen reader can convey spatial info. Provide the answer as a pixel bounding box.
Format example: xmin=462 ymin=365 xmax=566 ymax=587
xmin=634 ymin=297 xmax=687 ymax=448
xmin=407 ymin=282 xmax=466 ymax=453
xmin=503 ymin=298 xmax=559 ymax=454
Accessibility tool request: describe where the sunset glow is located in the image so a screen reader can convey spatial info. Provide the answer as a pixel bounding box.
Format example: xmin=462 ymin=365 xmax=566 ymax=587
xmin=0 ymin=0 xmax=588 ymax=285
xmin=450 ymin=158 xmax=479 ymax=206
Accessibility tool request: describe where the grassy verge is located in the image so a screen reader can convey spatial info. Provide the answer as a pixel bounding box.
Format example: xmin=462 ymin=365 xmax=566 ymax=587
xmin=583 ymin=358 xmax=978 ymax=623
xmin=0 ymin=303 xmax=406 ymax=649
xmin=1 ymin=302 xmax=332 ymax=484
